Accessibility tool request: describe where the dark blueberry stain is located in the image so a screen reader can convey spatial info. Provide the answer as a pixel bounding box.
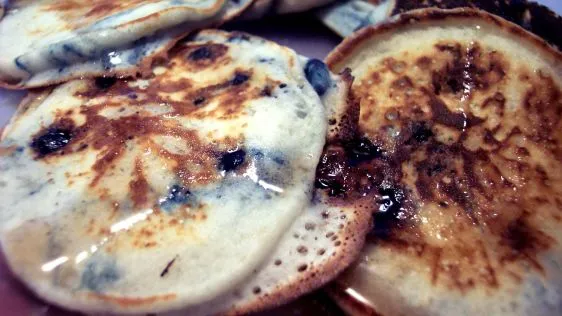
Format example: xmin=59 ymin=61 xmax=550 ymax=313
xmin=261 ymin=86 xmax=272 ymax=97
xmin=372 ymin=186 xmax=405 ymax=238
xmin=128 ymin=37 xmax=148 ymax=65
xmin=258 ymin=57 xmax=274 ymax=63
xmin=251 ymin=149 xmax=265 ymax=160
xmin=62 ymin=44 xmax=85 ymax=58
xmin=193 ymin=96 xmax=206 ymax=106
xmin=31 ymin=128 xmax=72 ymax=156
xmin=344 ymin=137 xmax=383 ymax=164
xmin=304 ymin=59 xmax=332 ymax=96
xmin=272 ymin=156 xmax=285 ymax=165
xmin=167 ymin=185 xmax=191 ymax=204
xmin=219 ymin=149 xmax=246 ymax=172
xmin=231 ymin=73 xmax=250 ymax=86
xmin=14 ymin=57 xmax=31 ymax=74
xmin=81 ymin=260 xmax=120 ymax=292
xmin=95 ymin=77 xmax=116 ymax=90
xmin=227 ymin=34 xmax=251 ymax=42
xmin=279 ymin=83 xmax=287 ymax=89
xmin=128 ymin=93 xmax=138 ymax=99
xmin=49 ymin=54 xmax=69 ymax=69
xmin=188 ymin=46 xmax=212 ymax=61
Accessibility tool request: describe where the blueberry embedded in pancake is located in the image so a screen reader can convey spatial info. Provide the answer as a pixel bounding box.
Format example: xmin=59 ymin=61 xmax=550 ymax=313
xmin=325 ymin=8 xmax=562 ymax=316
xmin=0 ymin=0 xmax=254 ymax=89
xmin=0 ymin=30 xmax=368 ymax=315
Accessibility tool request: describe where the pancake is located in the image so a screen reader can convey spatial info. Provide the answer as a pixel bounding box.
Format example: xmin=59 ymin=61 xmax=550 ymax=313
xmin=0 ymin=29 xmax=369 ymax=315
xmin=0 ymin=0 xmax=253 ymax=89
xmin=318 ymin=0 xmax=562 ymax=49
xmin=325 ymin=8 xmax=562 ymax=315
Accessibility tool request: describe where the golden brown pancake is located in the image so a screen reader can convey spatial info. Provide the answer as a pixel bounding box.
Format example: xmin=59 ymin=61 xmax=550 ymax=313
xmin=324 ymin=8 xmax=562 ymax=316
xmin=0 ymin=29 xmax=370 ymax=315
xmin=0 ymin=0 xmax=253 ymax=89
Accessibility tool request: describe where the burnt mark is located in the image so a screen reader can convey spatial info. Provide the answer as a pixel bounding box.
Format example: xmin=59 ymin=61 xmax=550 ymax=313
xmin=432 ymin=43 xmax=507 ymax=99
xmin=425 ymin=89 xmax=484 ymax=130
xmin=160 ymin=256 xmax=178 ymax=277
xmin=129 ymin=159 xmax=149 ymax=209
xmin=500 ymin=215 xmax=554 ymax=272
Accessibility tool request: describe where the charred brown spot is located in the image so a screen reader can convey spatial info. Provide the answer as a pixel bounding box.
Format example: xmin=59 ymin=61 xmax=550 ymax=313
xmin=129 ymin=159 xmax=149 ymax=209
xmin=432 ymin=43 xmax=507 ymax=98
xmin=499 ymin=216 xmax=555 ymax=272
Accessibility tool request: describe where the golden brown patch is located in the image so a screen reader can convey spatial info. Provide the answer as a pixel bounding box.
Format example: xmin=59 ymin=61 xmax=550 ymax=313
xmin=0 ymin=145 xmax=17 ymax=156
xmin=89 ymin=292 xmax=176 ymax=307
xmin=44 ymin=0 xmax=168 ymax=30
xmin=129 ymin=159 xmax=149 ymax=209
xmin=319 ymin=39 xmax=562 ymax=292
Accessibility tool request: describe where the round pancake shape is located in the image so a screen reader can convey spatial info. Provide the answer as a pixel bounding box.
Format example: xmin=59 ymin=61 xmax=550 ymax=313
xmin=0 ymin=30 xmax=353 ymax=314
xmin=325 ymin=8 xmax=562 ymax=316
xmin=318 ymin=0 xmax=562 ymax=49
xmin=0 ymin=0 xmax=252 ymax=89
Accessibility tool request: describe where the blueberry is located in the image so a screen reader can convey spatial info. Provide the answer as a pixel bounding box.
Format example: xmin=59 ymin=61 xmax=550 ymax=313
xmin=95 ymin=77 xmax=116 ymax=89
xmin=344 ymin=137 xmax=383 ymax=164
xmin=227 ymin=34 xmax=250 ymax=42
xmin=231 ymin=73 xmax=250 ymax=86
xmin=304 ymin=59 xmax=331 ymax=96
xmin=188 ymin=46 xmax=212 ymax=61
xmin=81 ymin=259 xmax=120 ymax=292
xmin=193 ymin=96 xmax=206 ymax=106
xmin=167 ymin=185 xmax=190 ymax=204
xmin=219 ymin=149 xmax=246 ymax=172
xmin=31 ymin=128 xmax=72 ymax=156
xmin=371 ymin=186 xmax=406 ymax=238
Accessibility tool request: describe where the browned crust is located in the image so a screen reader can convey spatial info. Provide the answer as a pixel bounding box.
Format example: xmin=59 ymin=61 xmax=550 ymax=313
xmin=0 ymin=0 xmax=242 ymax=90
xmin=227 ymin=198 xmax=373 ymax=315
xmin=325 ymin=68 xmax=360 ymax=144
xmin=332 ymin=68 xmax=361 ymax=143
xmin=326 ymin=7 xmax=562 ymax=71
xmin=388 ymin=0 xmax=562 ymax=49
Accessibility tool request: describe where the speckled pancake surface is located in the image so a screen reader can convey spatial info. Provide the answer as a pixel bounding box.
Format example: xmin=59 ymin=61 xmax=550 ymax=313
xmin=0 ymin=0 xmax=253 ymax=89
xmin=325 ymin=8 xmax=562 ymax=316
xmin=0 ymin=30 xmax=358 ymax=314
